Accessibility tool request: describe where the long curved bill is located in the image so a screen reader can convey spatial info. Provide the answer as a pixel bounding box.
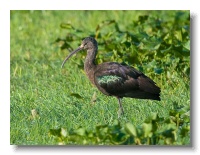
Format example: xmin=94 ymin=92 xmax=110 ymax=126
xmin=61 ymin=45 xmax=83 ymax=68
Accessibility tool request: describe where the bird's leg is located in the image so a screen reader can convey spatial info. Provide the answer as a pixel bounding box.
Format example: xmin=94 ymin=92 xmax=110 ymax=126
xmin=117 ymin=97 xmax=124 ymax=118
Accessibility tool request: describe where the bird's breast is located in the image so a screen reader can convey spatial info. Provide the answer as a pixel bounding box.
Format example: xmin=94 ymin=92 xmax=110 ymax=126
xmin=84 ymin=68 xmax=96 ymax=85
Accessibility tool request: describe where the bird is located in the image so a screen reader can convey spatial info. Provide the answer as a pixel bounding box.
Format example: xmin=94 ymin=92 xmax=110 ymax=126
xmin=61 ymin=37 xmax=161 ymax=117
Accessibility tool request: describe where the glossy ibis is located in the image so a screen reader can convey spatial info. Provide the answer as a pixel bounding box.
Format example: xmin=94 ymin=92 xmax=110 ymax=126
xmin=61 ymin=37 xmax=161 ymax=117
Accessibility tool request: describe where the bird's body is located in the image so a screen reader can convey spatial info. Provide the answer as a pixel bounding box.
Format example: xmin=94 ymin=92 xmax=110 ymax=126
xmin=61 ymin=37 xmax=161 ymax=117
xmin=93 ymin=62 xmax=160 ymax=100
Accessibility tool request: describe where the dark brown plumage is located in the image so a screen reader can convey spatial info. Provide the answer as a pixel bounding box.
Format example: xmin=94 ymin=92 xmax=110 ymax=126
xmin=61 ymin=37 xmax=161 ymax=117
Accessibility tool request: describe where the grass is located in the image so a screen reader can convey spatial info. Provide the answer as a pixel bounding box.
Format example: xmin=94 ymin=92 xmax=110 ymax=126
xmin=10 ymin=10 xmax=190 ymax=145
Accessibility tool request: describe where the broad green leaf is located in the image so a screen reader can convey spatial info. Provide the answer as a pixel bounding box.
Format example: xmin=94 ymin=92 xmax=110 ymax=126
xmin=70 ymin=93 xmax=83 ymax=99
xmin=150 ymin=113 xmax=158 ymax=120
xmin=142 ymin=123 xmax=153 ymax=138
xmin=183 ymin=40 xmax=190 ymax=50
xmin=174 ymin=30 xmax=182 ymax=41
xmin=60 ymin=23 xmax=74 ymax=29
xmin=125 ymin=123 xmax=137 ymax=137
xmin=61 ymin=128 xmax=68 ymax=137
xmin=74 ymin=128 xmax=86 ymax=136
xmin=161 ymin=45 xmax=172 ymax=53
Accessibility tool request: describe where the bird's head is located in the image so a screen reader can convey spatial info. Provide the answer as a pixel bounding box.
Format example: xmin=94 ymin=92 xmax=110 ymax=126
xmin=61 ymin=37 xmax=97 ymax=68
xmin=81 ymin=37 xmax=98 ymax=51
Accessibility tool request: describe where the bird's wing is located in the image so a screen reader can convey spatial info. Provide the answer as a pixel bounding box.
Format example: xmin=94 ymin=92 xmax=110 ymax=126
xmin=94 ymin=62 xmax=160 ymax=97
xmin=95 ymin=62 xmax=142 ymax=78
xmin=94 ymin=62 xmax=142 ymax=95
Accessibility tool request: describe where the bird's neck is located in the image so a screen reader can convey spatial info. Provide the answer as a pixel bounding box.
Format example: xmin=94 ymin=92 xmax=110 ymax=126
xmin=84 ymin=49 xmax=97 ymax=69
xmin=84 ymin=49 xmax=97 ymax=85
